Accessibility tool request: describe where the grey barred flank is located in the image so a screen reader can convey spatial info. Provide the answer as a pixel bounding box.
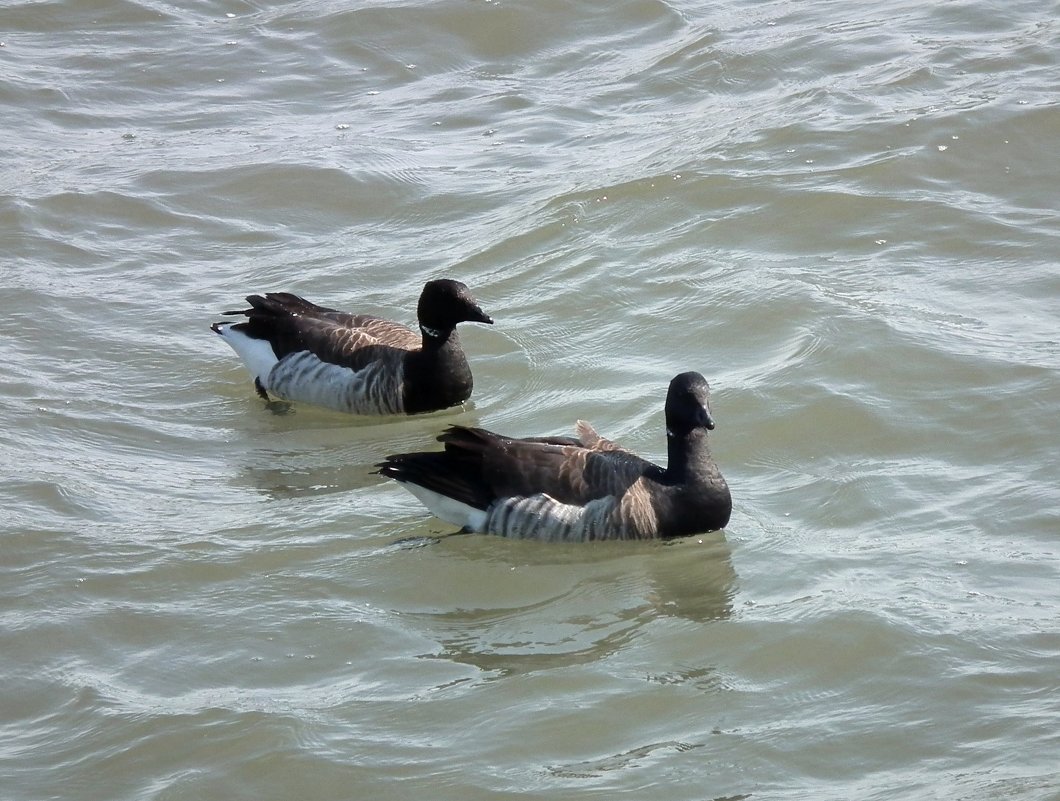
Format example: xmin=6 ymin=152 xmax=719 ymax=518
xmin=485 ymin=495 xmax=656 ymax=542
xmin=268 ymin=353 xmax=405 ymax=415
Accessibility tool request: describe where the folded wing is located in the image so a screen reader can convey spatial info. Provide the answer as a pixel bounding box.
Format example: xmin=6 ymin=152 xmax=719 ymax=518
xmin=223 ymin=292 xmax=420 ymax=368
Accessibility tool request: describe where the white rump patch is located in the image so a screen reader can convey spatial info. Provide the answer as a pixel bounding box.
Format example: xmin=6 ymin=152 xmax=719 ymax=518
xmin=214 ymin=324 xmax=278 ymax=383
xmin=400 ymin=483 xmax=488 ymax=532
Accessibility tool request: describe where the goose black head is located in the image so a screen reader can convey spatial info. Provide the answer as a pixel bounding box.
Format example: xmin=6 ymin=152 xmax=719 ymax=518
xmin=417 ymin=279 xmax=493 ymax=335
xmin=664 ymin=371 xmax=715 ymax=437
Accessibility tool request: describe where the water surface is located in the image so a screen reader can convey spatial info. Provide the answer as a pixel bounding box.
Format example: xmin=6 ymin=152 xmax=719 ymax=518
xmin=2 ymin=1 xmax=1058 ymax=799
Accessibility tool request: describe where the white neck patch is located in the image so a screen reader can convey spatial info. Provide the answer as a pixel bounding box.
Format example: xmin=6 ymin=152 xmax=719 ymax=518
xmin=420 ymin=324 xmax=444 ymax=339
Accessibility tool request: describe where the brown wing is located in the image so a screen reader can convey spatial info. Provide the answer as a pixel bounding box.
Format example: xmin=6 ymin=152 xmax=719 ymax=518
xmin=574 ymin=420 xmax=628 ymax=452
xmin=222 ymin=293 xmax=420 ymax=369
xmin=519 ymin=420 xmax=627 ymax=451
xmin=441 ymin=426 xmax=661 ymax=507
xmin=321 ymin=314 xmax=420 ymax=350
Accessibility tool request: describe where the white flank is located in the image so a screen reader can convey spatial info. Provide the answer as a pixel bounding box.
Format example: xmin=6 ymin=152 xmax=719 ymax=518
xmin=214 ymin=324 xmax=278 ymax=384
xmin=400 ymin=482 xmax=488 ymax=532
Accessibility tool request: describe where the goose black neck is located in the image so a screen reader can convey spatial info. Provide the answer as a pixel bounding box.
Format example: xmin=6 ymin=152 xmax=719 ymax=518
xmin=402 ymin=328 xmax=472 ymax=414
xmin=665 ymin=427 xmax=712 ymax=484
xmin=420 ymin=324 xmax=457 ymax=347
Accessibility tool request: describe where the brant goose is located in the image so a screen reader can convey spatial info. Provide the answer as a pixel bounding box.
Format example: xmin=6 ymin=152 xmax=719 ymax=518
xmin=211 ymin=279 xmax=493 ymax=415
xmin=377 ymin=372 xmax=732 ymax=541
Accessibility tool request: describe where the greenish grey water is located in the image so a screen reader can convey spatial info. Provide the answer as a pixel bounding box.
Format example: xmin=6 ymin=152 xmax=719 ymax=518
xmin=2 ymin=1 xmax=1058 ymax=799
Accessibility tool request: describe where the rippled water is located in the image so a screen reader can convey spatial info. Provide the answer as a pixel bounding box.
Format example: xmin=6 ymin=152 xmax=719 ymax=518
xmin=3 ymin=1 xmax=1058 ymax=799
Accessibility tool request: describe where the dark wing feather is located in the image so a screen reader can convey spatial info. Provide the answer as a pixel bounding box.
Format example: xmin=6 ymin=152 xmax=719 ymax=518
xmin=519 ymin=435 xmax=583 ymax=447
xmin=222 ymin=293 xmax=420 ymax=367
xmin=376 ymin=448 xmax=495 ymax=511
xmin=520 ymin=420 xmax=627 ymax=451
xmin=437 ymin=425 xmax=659 ymax=506
xmin=574 ymin=420 xmax=628 ymax=452
xmin=378 ymin=425 xmax=662 ymax=516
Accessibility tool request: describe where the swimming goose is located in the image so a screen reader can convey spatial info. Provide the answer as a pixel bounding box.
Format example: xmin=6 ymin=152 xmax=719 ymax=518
xmin=211 ymin=279 xmax=493 ymax=415
xmin=377 ymin=372 xmax=732 ymax=541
